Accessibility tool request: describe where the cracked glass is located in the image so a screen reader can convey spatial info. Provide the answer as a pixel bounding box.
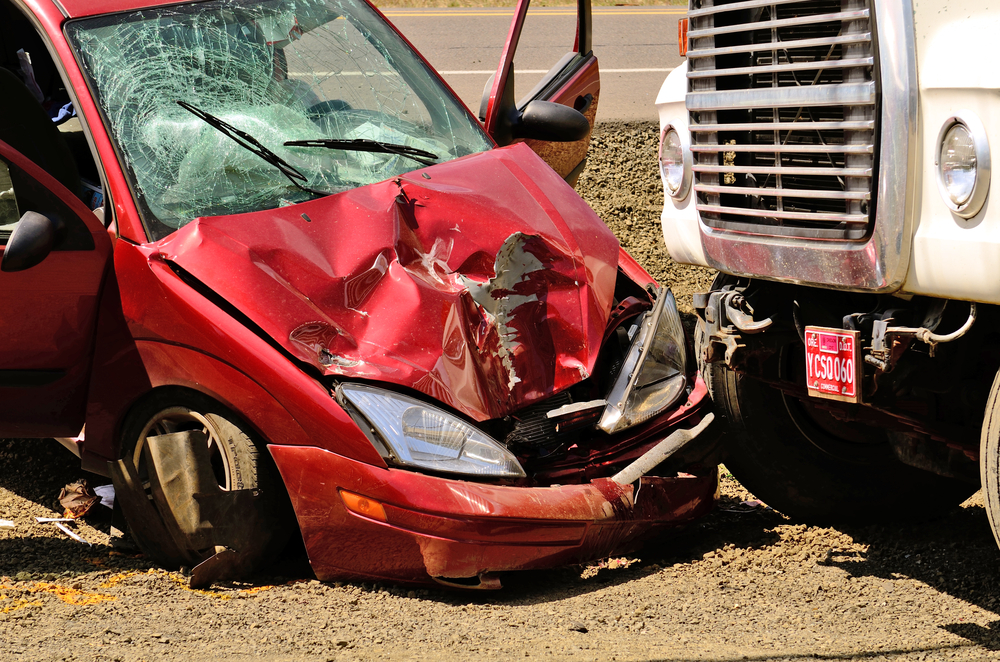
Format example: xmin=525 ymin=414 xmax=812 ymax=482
xmin=66 ymin=0 xmax=493 ymax=241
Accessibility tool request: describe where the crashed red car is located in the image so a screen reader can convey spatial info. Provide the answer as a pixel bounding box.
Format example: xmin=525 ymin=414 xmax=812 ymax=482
xmin=0 ymin=0 xmax=718 ymax=588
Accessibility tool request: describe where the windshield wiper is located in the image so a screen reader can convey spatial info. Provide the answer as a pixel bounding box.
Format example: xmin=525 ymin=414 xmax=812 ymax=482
xmin=176 ymin=101 xmax=326 ymax=196
xmin=284 ymin=138 xmax=439 ymax=167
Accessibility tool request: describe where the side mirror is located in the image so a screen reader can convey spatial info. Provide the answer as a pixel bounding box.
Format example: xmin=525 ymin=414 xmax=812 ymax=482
xmin=1 ymin=211 xmax=65 ymax=273
xmin=512 ymin=100 xmax=590 ymax=142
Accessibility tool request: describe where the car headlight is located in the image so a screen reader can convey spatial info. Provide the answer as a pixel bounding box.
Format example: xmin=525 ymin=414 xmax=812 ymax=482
xmin=598 ymin=288 xmax=687 ymax=434
xmin=936 ymin=112 xmax=991 ymax=219
xmin=340 ymin=384 xmax=526 ymax=478
xmin=659 ymin=125 xmax=691 ymax=199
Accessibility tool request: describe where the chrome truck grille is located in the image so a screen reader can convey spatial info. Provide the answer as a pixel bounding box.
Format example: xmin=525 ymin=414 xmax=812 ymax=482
xmin=686 ymin=0 xmax=879 ymax=240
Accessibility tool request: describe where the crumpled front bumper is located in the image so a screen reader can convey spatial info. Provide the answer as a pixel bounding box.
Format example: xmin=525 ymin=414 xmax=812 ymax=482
xmin=269 ymin=420 xmax=717 ymax=587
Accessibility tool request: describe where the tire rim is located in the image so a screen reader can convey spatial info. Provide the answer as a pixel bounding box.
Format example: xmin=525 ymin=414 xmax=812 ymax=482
xmin=132 ymin=407 xmax=234 ymax=491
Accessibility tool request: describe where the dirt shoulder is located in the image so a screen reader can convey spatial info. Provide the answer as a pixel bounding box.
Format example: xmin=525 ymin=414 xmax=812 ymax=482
xmin=2 ymin=123 xmax=1000 ymax=662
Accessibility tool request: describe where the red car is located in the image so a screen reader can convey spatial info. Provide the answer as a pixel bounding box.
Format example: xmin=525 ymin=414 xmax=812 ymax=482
xmin=0 ymin=0 xmax=718 ymax=588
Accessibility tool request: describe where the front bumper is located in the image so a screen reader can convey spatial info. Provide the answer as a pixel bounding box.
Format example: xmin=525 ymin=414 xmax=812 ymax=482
xmin=269 ymin=405 xmax=717 ymax=587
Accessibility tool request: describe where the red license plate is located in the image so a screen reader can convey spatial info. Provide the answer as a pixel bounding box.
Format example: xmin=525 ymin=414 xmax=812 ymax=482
xmin=804 ymin=326 xmax=860 ymax=403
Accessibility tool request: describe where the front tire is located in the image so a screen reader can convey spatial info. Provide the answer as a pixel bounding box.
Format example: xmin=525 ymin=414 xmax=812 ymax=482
xmin=980 ymin=370 xmax=1000 ymax=549
xmin=114 ymin=390 xmax=293 ymax=575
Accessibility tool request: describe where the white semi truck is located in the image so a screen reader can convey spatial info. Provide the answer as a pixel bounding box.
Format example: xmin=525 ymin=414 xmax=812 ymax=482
xmin=656 ymin=0 xmax=1000 ymax=540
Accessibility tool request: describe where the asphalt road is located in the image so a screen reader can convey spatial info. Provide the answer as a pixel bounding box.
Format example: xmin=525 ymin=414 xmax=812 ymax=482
xmin=384 ymin=6 xmax=686 ymax=122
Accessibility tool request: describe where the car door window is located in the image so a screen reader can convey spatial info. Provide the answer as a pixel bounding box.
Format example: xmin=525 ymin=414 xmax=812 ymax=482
xmin=0 ymin=151 xmax=95 ymax=251
xmin=0 ymin=160 xmax=19 ymax=240
xmin=484 ymin=0 xmax=597 ymax=185
xmin=512 ymin=8 xmax=580 ymax=110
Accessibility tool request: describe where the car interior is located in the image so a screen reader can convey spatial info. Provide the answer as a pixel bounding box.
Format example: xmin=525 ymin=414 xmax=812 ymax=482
xmin=0 ymin=0 xmax=104 ymax=244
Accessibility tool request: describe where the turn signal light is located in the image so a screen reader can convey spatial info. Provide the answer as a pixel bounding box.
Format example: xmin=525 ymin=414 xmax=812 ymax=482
xmin=340 ymin=489 xmax=388 ymax=522
xmin=678 ymin=19 xmax=688 ymax=57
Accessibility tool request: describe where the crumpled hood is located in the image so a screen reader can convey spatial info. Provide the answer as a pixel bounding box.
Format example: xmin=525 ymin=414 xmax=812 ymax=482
xmin=157 ymin=144 xmax=620 ymax=420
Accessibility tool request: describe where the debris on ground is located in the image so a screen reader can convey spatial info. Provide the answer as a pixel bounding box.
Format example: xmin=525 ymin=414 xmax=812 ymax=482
xmin=57 ymin=480 xmax=98 ymax=519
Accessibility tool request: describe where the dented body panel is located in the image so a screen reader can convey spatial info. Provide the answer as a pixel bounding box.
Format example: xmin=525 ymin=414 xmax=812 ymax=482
xmin=270 ymin=436 xmax=717 ymax=584
xmin=157 ymin=145 xmax=619 ymax=421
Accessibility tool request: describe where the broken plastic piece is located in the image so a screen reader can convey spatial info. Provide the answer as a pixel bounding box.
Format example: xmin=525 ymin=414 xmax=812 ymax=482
xmin=0 ymin=519 xmax=14 ymax=528
xmin=432 ymin=572 xmax=502 ymax=590
xmin=720 ymin=498 xmax=771 ymax=514
xmin=611 ymin=413 xmax=715 ymax=486
xmin=189 ymin=547 xmax=241 ymax=589
xmin=54 ymin=522 xmax=92 ymax=546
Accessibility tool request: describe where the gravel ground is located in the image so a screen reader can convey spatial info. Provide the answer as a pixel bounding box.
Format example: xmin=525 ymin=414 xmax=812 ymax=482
xmin=3 ymin=122 xmax=1000 ymax=662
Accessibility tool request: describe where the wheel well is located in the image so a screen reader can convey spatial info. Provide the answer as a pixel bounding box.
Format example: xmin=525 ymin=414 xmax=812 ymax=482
xmin=116 ymin=385 xmax=264 ymax=459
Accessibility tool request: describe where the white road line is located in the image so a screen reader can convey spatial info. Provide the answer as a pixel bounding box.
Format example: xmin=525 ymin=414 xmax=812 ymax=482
xmin=382 ymin=10 xmax=686 ymax=16
xmin=292 ymin=68 xmax=675 ymax=76
xmin=438 ymin=68 xmax=674 ymax=74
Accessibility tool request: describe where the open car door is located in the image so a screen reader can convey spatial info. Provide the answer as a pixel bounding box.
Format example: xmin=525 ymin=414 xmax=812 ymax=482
xmin=482 ymin=0 xmax=599 ymax=186
xmin=0 ymin=139 xmax=112 ymax=438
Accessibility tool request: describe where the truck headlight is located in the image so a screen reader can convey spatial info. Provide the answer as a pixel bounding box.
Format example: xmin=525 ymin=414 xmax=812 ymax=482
xmin=660 ymin=125 xmax=691 ymax=199
xmin=341 ymin=384 xmax=526 ymax=478
xmin=599 ymin=288 xmax=687 ymax=434
xmin=936 ymin=112 xmax=991 ymax=219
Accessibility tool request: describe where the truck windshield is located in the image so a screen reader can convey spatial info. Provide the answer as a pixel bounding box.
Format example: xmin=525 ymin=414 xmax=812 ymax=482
xmin=66 ymin=0 xmax=493 ymax=240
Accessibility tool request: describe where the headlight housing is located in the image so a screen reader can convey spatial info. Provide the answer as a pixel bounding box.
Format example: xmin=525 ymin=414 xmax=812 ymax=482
xmin=936 ymin=112 xmax=991 ymax=219
xmin=340 ymin=384 xmax=526 ymax=478
xmin=659 ymin=125 xmax=691 ymax=200
xmin=598 ymin=288 xmax=687 ymax=434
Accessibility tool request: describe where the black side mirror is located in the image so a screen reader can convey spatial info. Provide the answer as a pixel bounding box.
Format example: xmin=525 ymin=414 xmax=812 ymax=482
xmin=1 ymin=211 xmax=65 ymax=273
xmin=482 ymin=68 xmax=591 ymax=146
xmin=512 ymin=100 xmax=590 ymax=142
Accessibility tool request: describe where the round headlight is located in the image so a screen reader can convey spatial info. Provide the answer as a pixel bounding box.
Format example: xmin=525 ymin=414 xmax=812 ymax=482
xmin=936 ymin=113 xmax=991 ymax=219
xmin=660 ymin=128 xmax=684 ymax=193
xmin=939 ymin=124 xmax=976 ymax=205
xmin=659 ymin=125 xmax=691 ymax=199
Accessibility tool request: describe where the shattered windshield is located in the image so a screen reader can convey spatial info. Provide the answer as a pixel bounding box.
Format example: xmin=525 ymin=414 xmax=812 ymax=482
xmin=66 ymin=0 xmax=493 ymax=240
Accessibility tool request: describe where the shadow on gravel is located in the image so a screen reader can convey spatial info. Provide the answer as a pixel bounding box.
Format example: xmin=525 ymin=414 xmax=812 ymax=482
xmin=418 ymin=495 xmax=789 ymax=607
xmin=0 ymin=439 xmax=159 ymax=578
xmin=820 ymin=502 xmax=1000 ymax=651
xmin=637 ymin=641 xmax=980 ymax=661
xmin=0 ymin=438 xmax=100 ymax=511
xmin=0 ymin=537 xmax=151 ymax=578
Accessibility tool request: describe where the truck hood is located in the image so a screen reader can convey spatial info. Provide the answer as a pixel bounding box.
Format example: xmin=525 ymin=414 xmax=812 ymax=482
xmin=157 ymin=144 xmax=620 ymax=420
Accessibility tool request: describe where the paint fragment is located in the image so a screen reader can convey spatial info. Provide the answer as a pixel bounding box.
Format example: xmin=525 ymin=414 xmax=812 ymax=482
xmin=461 ymin=232 xmax=546 ymax=391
